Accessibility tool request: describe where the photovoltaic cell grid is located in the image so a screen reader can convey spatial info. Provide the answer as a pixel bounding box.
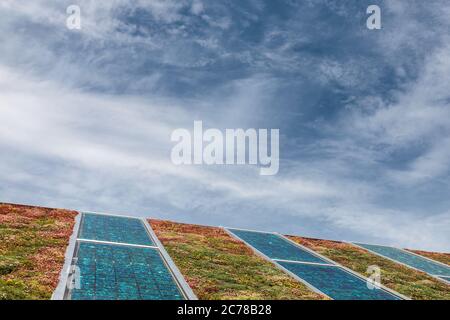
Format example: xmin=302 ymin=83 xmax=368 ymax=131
xmin=228 ymin=229 xmax=327 ymax=263
xmin=354 ymin=243 xmax=450 ymax=278
xmin=278 ymin=262 xmax=399 ymax=300
xmin=71 ymin=242 xmax=183 ymax=300
xmin=227 ymin=229 xmax=401 ymax=300
xmin=79 ymin=213 xmax=154 ymax=246
xmin=68 ymin=213 xmax=185 ymax=300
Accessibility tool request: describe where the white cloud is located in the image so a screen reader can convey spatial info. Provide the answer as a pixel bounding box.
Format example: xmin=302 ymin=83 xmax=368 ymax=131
xmin=0 ymin=1 xmax=449 ymax=251
xmin=190 ymin=0 xmax=204 ymax=16
xmin=341 ymin=41 xmax=450 ymax=186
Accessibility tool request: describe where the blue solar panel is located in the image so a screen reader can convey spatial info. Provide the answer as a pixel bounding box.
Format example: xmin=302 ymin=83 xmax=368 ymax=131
xmin=71 ymin=242 xmax=183 ymax=300
xmin=228 ymin=229 xmax=328 ymax=264
xmin=355 ymin=243 xmax=450 ymax=277
xmin=80 ymin=213 xmax=154 ymax=246
xmin=278 ymin=262 xmax=400 ymax=300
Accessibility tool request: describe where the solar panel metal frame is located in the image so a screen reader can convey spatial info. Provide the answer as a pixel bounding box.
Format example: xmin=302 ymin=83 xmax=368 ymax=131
xmin=350 ymin=242 xmax=450 ymax=286
xmin=52 ymin=212 xmax=82 ymax=300
xmin=141 ymin=218 xmax=198 ymax=300
xmin=54 ymin=212 xmax=197 ymax=300
xmin=224 ymin=227 xmax=407 ymax=300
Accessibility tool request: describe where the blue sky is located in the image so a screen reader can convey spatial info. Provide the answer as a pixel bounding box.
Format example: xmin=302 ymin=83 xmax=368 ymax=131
xmin=0 ymin=1 xmax=449 ymax=251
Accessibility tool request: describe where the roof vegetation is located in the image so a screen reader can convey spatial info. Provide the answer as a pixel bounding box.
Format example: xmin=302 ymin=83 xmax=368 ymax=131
xmin=0 ymin=203 xmax=76 ymax=300
xmin=150 ymin=220 xmax=326 ymax=300
xmin=1 ymin=201 xmax=448 ymax=300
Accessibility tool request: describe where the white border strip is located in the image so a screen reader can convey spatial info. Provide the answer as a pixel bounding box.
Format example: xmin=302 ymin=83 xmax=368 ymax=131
xmin=77 ymin=238 xmax=159 ymax=249
xmin=350 ymin=242 xmax=450 ymax=286
xmin=82 ymin=210 xmax=142 ymax=220
xmin=142 ymin=219 xmax=198 ymax=300
xmin=278 ymin=234 xmax=409 ymax=300
xmin=272 ymin=259 xmax=336 ymax=267
xmin=225 ymin=226 xmax=278 ymax=234
xmin=222 ymin=227 xmax=331 ymax=299
xmin=52 ymin=212 xmax=82 ymax=300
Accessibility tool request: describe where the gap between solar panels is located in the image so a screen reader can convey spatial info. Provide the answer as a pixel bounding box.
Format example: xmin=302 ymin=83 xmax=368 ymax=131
xmin=53 ymin=212 xmax=197 ymax=300
xmin=350 ymin=242 xmax=450 ymax=286
xmin=224 ymin=227 xmax=408 ymax=300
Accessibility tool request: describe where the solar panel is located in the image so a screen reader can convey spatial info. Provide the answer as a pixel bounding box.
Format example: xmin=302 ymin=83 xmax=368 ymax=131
xmin=354 ymin=243 xmax=450 ymax=278
xmin=70 ymin=242 xmax=183 ymax=300
xmin=80 ymin=213 xmax=154 ymax=246
xmin=228 ymin=229 xmax=328 ymax=264
xmin=277 ymin=261 xmax=400 ymax=300
xmin=227 ymin=228 xmax=404 ymax=300
xmin=61 ymin=213 xmax=193 ymax=300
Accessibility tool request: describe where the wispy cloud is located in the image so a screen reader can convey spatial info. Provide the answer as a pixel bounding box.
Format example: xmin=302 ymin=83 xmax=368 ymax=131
xmin=1 ymin=1 xmax=449 ymax=251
